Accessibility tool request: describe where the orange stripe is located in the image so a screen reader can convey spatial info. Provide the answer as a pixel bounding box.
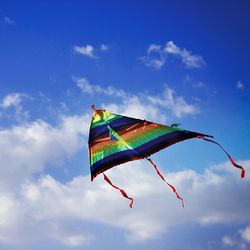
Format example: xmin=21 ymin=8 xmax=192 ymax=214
xmin=89 ymin=121 xmax=146 ymax=147
xmin=89 ymin=121 xmax=146 ymax=148
xmin=91 ymin=123 xmax=165 ymax=152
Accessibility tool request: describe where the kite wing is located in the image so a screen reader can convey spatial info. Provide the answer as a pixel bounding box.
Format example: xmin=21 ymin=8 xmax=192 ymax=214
xmin=88 ymin=106 xmax=245 ymax=208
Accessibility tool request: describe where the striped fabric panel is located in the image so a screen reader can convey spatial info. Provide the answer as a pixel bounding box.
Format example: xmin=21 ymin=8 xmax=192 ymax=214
xmin=90 ymin=130 xmax=201 ymax=180
xmin=89 ymin=109 xmax=205 ymax=180
xmin=89 ymin=116 xmax=140 ymax=142
xmin=90 ymin=124 xmax=181 ymax=165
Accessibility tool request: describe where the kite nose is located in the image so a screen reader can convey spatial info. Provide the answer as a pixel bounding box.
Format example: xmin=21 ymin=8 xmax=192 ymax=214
xmin=91 ymin=104 xmax=97 ymax=112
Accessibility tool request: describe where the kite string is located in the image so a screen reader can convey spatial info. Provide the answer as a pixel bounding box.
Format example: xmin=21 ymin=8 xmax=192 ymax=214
xmin=200 ymin=137 xmax=245 ymax=178
xmin=146 ymin=158 xmax=184 ymax=208
xmin=103 ymin=173 xmax=134 ymax=208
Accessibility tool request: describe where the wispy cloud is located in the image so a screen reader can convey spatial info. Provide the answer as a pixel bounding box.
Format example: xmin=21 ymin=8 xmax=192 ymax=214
xmin=1 ymin=93 xmax=29 ymax=121
xmin=100 ymin=43 xmax=109 ymax=51
xmin=74 ymin=77 xmax=125 ymax=97
xmin=236 ymin=80 xmax=245 ymax=90
xmin=222 ymin=225 xmax=250 ymax=249
xmin=74 ymin=77 xmax=199 ymax=119
xmin=222 ymin=235 xmax=240 ymax=248
xmin=74 ymin=43 xmax=109 ymax=59
xmin=57 ymin=234 xmax=93 ymax=247
xmin=147 ymin=85 xmax=199 ymax=118
xmin=140 ymin=56 xmax=165 ymax=70
xmin=3 ymin=16 xmax=15 ymax=25
xmin=165 ymin=41 xmax=206 ymax=68
xmin=74 ymin=77 xmax=99 ymax=94
xmin=1 ymin=93 xmax=22 ymax=109
xmin=241 ymin=226 xmax=250 ymax=243
xmin=140 ymin=43 xmax=166 ymax=70
xmin=74 ymin=44 xmax=96 ymax=59
xmin=103 ymin=95 xmax=167 ymax=122
xmin=192 ymin=81 xmax=206 ymax=89
xmin=141 ymin=41 xmax=206 ymax=70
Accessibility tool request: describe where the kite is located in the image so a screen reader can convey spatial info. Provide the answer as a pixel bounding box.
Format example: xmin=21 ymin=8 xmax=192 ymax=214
xmin=88 ymin=105 xmax=245 ymax=208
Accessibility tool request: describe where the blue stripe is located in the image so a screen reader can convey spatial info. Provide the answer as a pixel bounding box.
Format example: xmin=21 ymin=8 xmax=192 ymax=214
xmin=89 ymin=116 xmax=143 ymax=141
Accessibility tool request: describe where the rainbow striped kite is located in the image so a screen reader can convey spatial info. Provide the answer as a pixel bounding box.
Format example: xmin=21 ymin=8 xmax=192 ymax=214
xmin=88 ymin=105 xmax=245 ymax=208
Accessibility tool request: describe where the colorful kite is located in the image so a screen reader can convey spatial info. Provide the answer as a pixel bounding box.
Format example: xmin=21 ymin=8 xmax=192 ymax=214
xmin=88 ymin=105 xmax=245 ymax=208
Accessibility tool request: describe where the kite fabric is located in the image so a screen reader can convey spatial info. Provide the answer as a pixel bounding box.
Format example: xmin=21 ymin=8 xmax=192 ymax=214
xmin=88 ymin=105 xmax=245 ymax=208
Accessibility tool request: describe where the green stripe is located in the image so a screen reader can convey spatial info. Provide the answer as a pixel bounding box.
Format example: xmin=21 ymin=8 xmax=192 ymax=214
xmin=91 ymin=113 xmax=121 ymax=128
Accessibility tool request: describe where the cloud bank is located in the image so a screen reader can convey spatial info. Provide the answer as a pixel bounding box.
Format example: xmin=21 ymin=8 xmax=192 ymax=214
xmin=0 ymin=92 xmax=248 ymax=248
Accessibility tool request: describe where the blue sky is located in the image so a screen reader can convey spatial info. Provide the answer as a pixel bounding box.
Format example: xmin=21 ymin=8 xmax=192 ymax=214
xmin=0 ymin=1 xmax=250 ymax=249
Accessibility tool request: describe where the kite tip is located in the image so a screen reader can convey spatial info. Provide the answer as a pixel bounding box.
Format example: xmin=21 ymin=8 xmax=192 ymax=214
xmin=91 ymin=104 xmax=98 ymax=115
xmin=91 ymin=104 xmax=97 ymax=111
xmin=197 ymin=134 xmax=213 ymax=140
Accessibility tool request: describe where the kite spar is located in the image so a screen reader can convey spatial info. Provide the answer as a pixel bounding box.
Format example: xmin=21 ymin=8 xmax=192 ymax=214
xmin=88 ymin=105 xmax=245 ymax=208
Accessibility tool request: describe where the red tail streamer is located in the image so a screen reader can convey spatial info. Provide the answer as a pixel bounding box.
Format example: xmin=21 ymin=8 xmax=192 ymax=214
xmin=103 ymin=173 xmax=134 ymax=208
xmin=146 ymin=158 xmax=184 ymax=208
xmin=202 ymin=137 xmax=245 ymax=178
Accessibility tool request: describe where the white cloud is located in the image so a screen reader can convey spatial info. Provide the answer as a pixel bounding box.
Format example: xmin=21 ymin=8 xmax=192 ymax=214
xmin=222 ymin=235 xmax=237 ymax=247
xmin=1 ymin=93 xmax=29 ymax=120
xmin=236 ymin=81 xmax=245 ymax=90
xmin=3 ymin=16 xmax=15 ymax=25
xmin=241 ymin=226 xmax=250 ymax=242
xmin=147 ymin=43 xmax=162 ymax=53
xmin=0 ymin=90 xmax=249 ymax=247
xmin=140 ymin=43 xmax=166 ymax=70
xmin=165 ymin=41 xmax=206 ymax=68
xmin=0 ymin=106 xmax=91 ymax=246
xmin=0 ymin=159 xmax=246 ymax=246
xmin=192 ymin=81 xmax=206 ymax=89
xmin=0 ymin=194 xmax=21 ymax=228
xmin=74 ymin=44 xmax=96 ymax=59
xmin=59 ymin=234 xmax=91 ymax=247
xmin=147 ymin=86 xmax=199 ymax=118
xmin=103 ymin=95 xmax=167 ymax=123
xmin=222 ymin=235 xmax=246 ymax=249
xmin=1 ymin=93 xmax=22 ymax=109
xmin=2 ymin=90 xmax=247 ymax=248
xmin=141 ymin=41 xmax=206 ymax=70
xmin=140 ymin=56 xmax=166 ymax=70
xmin=221 ymin=225 xmax=250 ymax=249
xmin=100 ymin=44 xmax=109 ymax=51
xmin=75 ymin=77 xmax=99 ymax=94
xmin=0 ymin=114 xmax=89 ymax=189
xmin=74 ymin=43 xmax=109 ymax=58
xmin=74 ymin=77 xmax=126 ymax=97
xmin=74 ymin=77 xmax=199 ymax=120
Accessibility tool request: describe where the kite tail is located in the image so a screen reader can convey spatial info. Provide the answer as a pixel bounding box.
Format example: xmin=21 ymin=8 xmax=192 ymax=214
xmin=103 ymin=173 xmax=134 ymax=208
xmin=146 ymin=158 xmax=184 ymax=208
xmin=200 ymin=136 xmax=245 ymax=178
